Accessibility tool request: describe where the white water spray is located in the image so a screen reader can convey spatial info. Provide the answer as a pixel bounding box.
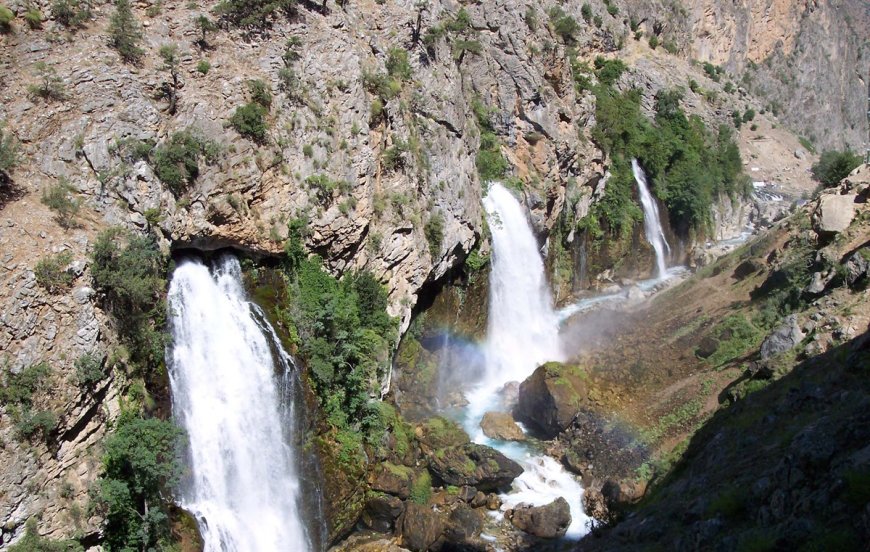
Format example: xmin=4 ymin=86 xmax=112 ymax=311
xmin=168 ymin=256 xmax=309 ymax=552
xmin=632 ymin=159 xmax=671 ymax=280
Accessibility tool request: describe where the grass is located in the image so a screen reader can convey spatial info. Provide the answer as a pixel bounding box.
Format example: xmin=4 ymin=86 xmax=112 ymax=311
xmin=642 ymin=398 xmax=703 ymax=443
xmin=703 ymin=314 xmax=763 ymax=368
xmin=410 ymin=471 xmax=432 ymax=504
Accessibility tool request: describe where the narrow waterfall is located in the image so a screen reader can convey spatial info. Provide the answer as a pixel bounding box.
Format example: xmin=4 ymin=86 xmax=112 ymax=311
xmin=632 ymin=159 xmax=671 ymax=280
xmin=168 ymin=255 xmax=310 ymax=552
xmin=472 ymin=182 xmax=564 ymax=406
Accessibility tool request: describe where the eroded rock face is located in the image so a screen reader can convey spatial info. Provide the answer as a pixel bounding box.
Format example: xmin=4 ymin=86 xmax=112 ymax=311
xmin=480 ymin=411 xmax=526 ymax=441
xmin=506 ymin=497 xmax=571 ymax=538
xmin=427 ymin=443 xmax=523 ymax=492
xmin=514 ymin=362 xmax=588 ymax=439
xmin=760 ymin=314 xmax=805 ymax=359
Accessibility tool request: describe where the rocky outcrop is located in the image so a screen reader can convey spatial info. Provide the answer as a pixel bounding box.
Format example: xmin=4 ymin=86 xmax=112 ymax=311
xmin=397 ymin=503 xmax=445 ymax=552
xmin=506 ymin=497 xmax=571 ymax=538
xmin=813 ymin=194 xmax=856 ymax=236
xmin=362 ymin=494 xmax=405 ymax=534
xmin=760 ymin=314 xmax=805 ymax=359
xmin=480 ymin=411 xmax=526 ymax=441
xmin=514 ymin=362 xmax=588 ymax=439
xmin=427 ymin=443 xmax=523 ymax=491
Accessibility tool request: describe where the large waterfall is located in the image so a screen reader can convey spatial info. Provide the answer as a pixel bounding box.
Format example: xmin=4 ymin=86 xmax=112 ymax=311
xmin=632 ymin=159 xmax=671 ymax=280
xmin=168 ymin=256 xmax=310 ymax=552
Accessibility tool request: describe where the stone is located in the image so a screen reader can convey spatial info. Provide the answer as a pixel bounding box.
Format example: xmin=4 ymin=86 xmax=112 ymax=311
xmin=805 ymin=271 xmax=833 ymax=295
xmin=443 ymin=505 xmax=483 ymax=543
xmin=370 ymin=463 xmax=416 ymax=499
xmin=485 ymin=493 xmax=502 ymax=510
xmin=416 ymin=417 xmax=470 ymax=456
xmin=428 ymin=443 xmax=523 ymax=492
xmin=760 ymin=314 xmax=806 ymax=359
xmin=696 ymin=336 xmax=719 ymax=359
xmin=842 ymin=250 xmax=869 ymax=287
xmin=794 ymin=149 xmax=805 ymax=159
xmin=812 ymin=194 xmax=856 ymax=236
xmin=514 ymin=362 xmax=588 ymax=438
xmin=457 ymin=486 xmax=477 ymax=503
xmin=733 ymin=259 xmax=764 ymax=280
xmin=362 ymin=494 xmax=404 ymax=533
xmin=397 ymin=503 xmax=445 ymax=552
xmin=480 ymin=411 xmax=526 ymax=441
xmin=506 ymin=497 xmax=571 ymax=538
xmin=470 ymin=491 xmax=487 ymax=508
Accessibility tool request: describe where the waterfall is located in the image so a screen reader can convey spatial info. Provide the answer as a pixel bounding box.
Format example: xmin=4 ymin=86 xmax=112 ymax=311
xmin=632 ymin=159 xmax=671 ymax=280
xmin=168 ymin=255 xmax=310 ymax=552
xmin=471 ymin=183 xmax=564 ymax=405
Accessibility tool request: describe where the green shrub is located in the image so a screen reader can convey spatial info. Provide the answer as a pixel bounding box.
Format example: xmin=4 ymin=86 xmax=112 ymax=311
xmin=702 ymin=62 xmax=722 ymax=82
xmin=151 ymin=130 xmax=217 ymax=195
xmin=410 ymin=471 xmax=433 ymax=504
xmin=196 ymin=59 xmax=210 ymax=74
xmin=811 ymin=150 xmax=862 ymax=187
xmin=549 ymin=6 xmax=578 ymax=43
xmin=451 ymin=39 xmax=482 ymax=60
xmin=91 ymin=228 xmax=167 ymax=377
xmin=8 ymin=518 xmax=83 ymax=552
xmin=108 ymin=0 xmax=144 ymax=63
xmin=465 ymin=247 xmax=490 ymax=271
xmin=445 ymin=7 xmax=471 ymax=33
xmin=703 ymin=314 xmax=762 ymax=367
xmin=742 ymin=108 xmax=756 ymax=122
xmin=0 ymin=5 xmax=14 ymax=31
xmin=305 ymin=174 xmax=349 ymax=205
xmin=648 ymin=35 xmax=659 ymax=49
xmin=214 ymin=0 xmax=296 ymax=28
xmin=0 ymin=124 xmax=19 ymax=175
xmin=594 ymin=56 xmax=626 ymax=85
xmin=230 ymin=102 xmax=268 ymax=142
xmin=386 ymin=47 xmax=412 ymax=81
xmin=194 ymin=14 xmax=217 ymax=45
xmin=15 ymin=409 xmax=57 ymax=440
xmin=23 ymin=7 xmax=43 ymax=28
xmin=27 ymin=62 xmax=66 ymax=101
xmin=42 ymin=180 xmax=81 ymax=229
xmin=74 ymin=353 xmax=106 ymax=389
xmin=93 ymin=411 xmax=182 ymax=552
xmin=0 ymin=362 xmax=51 ymax=406
xmin=425 ymin=213 xmax=445 ymax=257
xmin=247 ymin=78 xmax=272 ymax=109
xmin=606 ymin=4 xmax=618 ymax=16
xmin=580 ymin=3 xmax=592 ymax=22
xmin=382 ymin=138 xmax=407 ymax=172
xmin=35 ymin=251 xmax=74 ymax=293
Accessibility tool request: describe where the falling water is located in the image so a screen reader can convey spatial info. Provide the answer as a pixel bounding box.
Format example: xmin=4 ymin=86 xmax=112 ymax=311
xmin=168 ymin=255 xmax=310 ymax=552
xmin=632 ymin=159 xmax=671 ymax=280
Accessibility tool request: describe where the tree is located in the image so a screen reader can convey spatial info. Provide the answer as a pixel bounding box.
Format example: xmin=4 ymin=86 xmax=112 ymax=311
xmin=108 ymin=0 xmax=144 ymax=63
xmin=194 ymin=14 xmax=217 ymax=47
xmin=214 ymin=0 xmax=296 ymax=29
xmin=230 ymin=102 xmax=268 ymax=142
xmin=8 ymin=518 xmax=82 ymax=552
xmin=52 ymin=0 xmax=91 ymax=29
xmin=158 ymin=44 xmax=180 ymax=114
xmin=811 ymin=150 xmax=862 ymax=188
xmin=27 ymin=62 xmax=66 ymax=101
xmin=0 ymin=124 xmax=19 ymax=177
xmin=41 ymin=180 xmax=81 ymax=229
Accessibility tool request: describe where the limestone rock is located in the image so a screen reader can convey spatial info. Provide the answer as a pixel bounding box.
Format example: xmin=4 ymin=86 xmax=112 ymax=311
xmin=480 ymin=411 xmax=526 ymax=441
xmin=427 ymin=443 xmax=523 ymax=491
xmin=514 ymin=362 xmax=589 ymax=438
xmin=760 ymin=314 xmax=805 ymax=360
xmin=813 ymin=194 xmax=856 ymax=236
xmin=506 ymin=497 xmax=571 ymax=538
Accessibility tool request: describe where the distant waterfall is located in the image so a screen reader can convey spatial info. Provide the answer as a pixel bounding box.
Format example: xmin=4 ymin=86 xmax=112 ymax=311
xmin=473 ymin=183 xmax=564 ymax=401
xmin=168 ymin=256 xmax=310 ymax=552
xmin=632 ymin=159 xmax=671 ymax=280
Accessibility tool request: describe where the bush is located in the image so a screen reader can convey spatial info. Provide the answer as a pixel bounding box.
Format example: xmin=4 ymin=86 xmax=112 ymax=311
xmin=230 ymin=102 xmax=268 ymax=142
xmin=386 ymin=47 xmax=412 ymax=81
xmin=93 ymin=411 xmax=182 ymax=552
xmin=108 ymin=0 xmax=144 ymax=63
xmin=476 ymin=132 xmax=508 ymax=181
xmin=648 ymin=35 xmax=659 ymax=49
xmin=425 ymin=213 xmax=445 ymax=257
xmin=742 ymin=108 xmax=756 ymax=123
xmin=0 ymin=5 xmax=14 ymax=32
xmin=196 ymin=60 xmax=210 ymax=74
xmin=594 ymin=56 xmax=626 ymax=85
xmin=248 ymin=78 xmax=272 ymax=109
xmin=0 ymin=124 xmax=19 ymax=175
xmin=35 ymin=251 xmax=74 ymax=293
xmin=74 ymin=353 xmax=106 ymax=389
xmin=8 ymin=518 xmax=83 ymax=552
xmin=214 ymin=0 xmax=296 ymax=28
xmin=27 ymin=62 xmax=66 ymax=101
xmin=1 ymin=362 xmax=57 ymax=442
xmin=606 ymin=4 xmax=618 ymax=16
xmin=42 ymin=180 xmax=81 ymax=229
xmin=23 ymin=7 xmax=43 ymax=28
xmin=410 ymin=471 xmax=433 ymax=504
xmin=305 ymin=174 xmax=347 ymax=204
xmin=151 ymin=130 xmax=217 ymax=195
xmin=549 ymin=6 xmax=578 ymax=43
xmin=451 ymin=39 xmax=482 ymax=60
xmin=811 ymin=150 xmax=862 ymax=188
xmin=91 ymin=228 xmax=167 ymax=376
xmin=580 ymin=3 xmax=592 ymax=22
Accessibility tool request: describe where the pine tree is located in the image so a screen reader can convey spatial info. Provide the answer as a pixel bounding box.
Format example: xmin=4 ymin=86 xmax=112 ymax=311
xmin=108 ymin=0 xmax=144 ymax=63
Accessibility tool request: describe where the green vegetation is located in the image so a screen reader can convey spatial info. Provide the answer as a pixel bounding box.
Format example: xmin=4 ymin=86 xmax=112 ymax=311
xmin=703 ymin=314 xmax=763 ymax=367
xmin=588 ymin=84 xmax=749 ymax=236
xmin=305 ymin=174 xmax=350 ymax=205
xmin=811 ymin=150 xmax=862 ymax=188
xmin=648 ymin=35 xmax=659 ymax=49
xmin=74 ymin=353 xmax=106 ymax=390
xmin=642 ymin=398 xmax=703 ymax=443
xmin=151 ymin=130 xmax=218 ymax=195
xmin=42 ymin=180 xmax=82 ymax=229
xmin=385 ymin=47 xmax=412 ymax=81
xmin=247 ymin=79 xmax=272 ymax=109
xmin=0 ymin=361 xmax=57 ymax=442
xmin=0 ymin=5 xmax=14 ymax=32
xmin=35 ymin=250 xmax=74 ymax=293
xmin=707 ymin=486 xmax=746 ymax=520
xmin=0 ymin=124 xmax=19 ymax=175
xmin=425 ymin=213 xmax=445 ymax=258
xmin=549 ymin=6 xmax=579 ymax=43
xmin=108 ymin=0 xmax=144 ymax=63
xmin=702 ymin=62 xmax=723 ymax=82
xmin=798 ymin=136 xmax=816 ymax=154
xmin=465 ymin=246 xmax=490 ymax=272
xmin=214 ymin=0 xmax=296 ymax=28
xmin=28 ymin=62 xmax=66 ymax=101
xmin=8 ymin=518 xmax=82 ymax=552
xmin=593 ymin=56 xmax=626 ymax=86
xmin=230 ymin=102 xmax=268 ymax=142
xmin=23 ymin=7 xmax=43 ymax=29
xmin=472 ymin=98 xmax=508 ymax=181
xmin=410 ymin=471 xmax=433 ymax=504
xmin=196 ymin=60 xmax=211 ymax=74
xmin=91 ymin=228 xmax=167 ymax=379
xmin=92 ymin=410 xmax=182 ymax=552
xmin=194 ymin=14 xmax=217 ymax=46
xmin=581 ymin=3 xmax=592 ymax=23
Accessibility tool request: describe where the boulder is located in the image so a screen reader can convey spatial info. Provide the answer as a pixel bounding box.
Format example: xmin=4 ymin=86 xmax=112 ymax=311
xmin=371 ymin=463 xmax=416 ymax=499
xmin=416 ymin=417 xmax=470 ymax=456
xmin=805 ymin=271 xmax=834 ymax=295
xmin=397 ymin=503 xmax=445 ymax=552
xmin=514 ymin=362 xmax=588 ymax=438
xmin=362 ymin=494 xmax=405 ymax=533
xmin=695 ymin=336 xmax=719 ymax=359
xmin=760 ymin=314 xmax=805 ymax=360
xmin=843 ymin=250 xmax=869 ymax=287
xmin=733 ymin=259 xmax=764 ymax=280
xmin=428 ymin=443 xmax=523 ymax=491
xmin=506 ymin=497 xmax=571 ymax=538
xmin=812 ymin=194 xmax=856 ymax=236
xmin=443 ymin=505 xmax=483 ymax=543
xmin=480 ymin=411 xmax=526 ymax=441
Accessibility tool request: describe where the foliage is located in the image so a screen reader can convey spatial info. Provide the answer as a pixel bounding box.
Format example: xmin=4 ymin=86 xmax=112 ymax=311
xmin=811 ymin=150 xmax=862 ymax=188
xmin=594 ymin=56 xmax=626 ymax=86
xmin=108 ymin=0 xmax=144 ymax=63
xmin=305 ymin=174 xmax=349 ymax=205
xmin=385 ymin=47 xmax=412 ymax=81
xmin=91 ymin=228 xmax=167 ymax=378
xmin=742 ymin=108 xmax=756 ymax=123
xmin=42 ymin=180 xmax=81 ymax=229
xmin=382 ymin=138 xmax=407 ymax=172
xmin=0 ymin=124 xmax=19 ymax=175
xmin=451 ymin=39 xmax=482 ymax=60
xmin=93 ymin=411 xmax=182 ymax=552
xmin=230 ymin=102 xmax=268 ymax=142
xmin=648 ymin=35 xmax=659 ymax=49
xmin=194 ymin=14 xmax=217 ymax=46
xmin=410 ymin=471 xmax=432 ymax=504
xmin=590 ymin=84 xmax=750 ymax=236
xmin=196 ymin=60 xmax=210 ymax=74
xmin=0 ymin=5 xmax=14 ymax=31
xmin=703 ymin=314 xmax=763 ymax=367
xmin=23 ymin=7 xmax=43 ymax=29
xmin=28 ymin=62 xmax=66 ymax=101
xmin=548 ymin=6 xmax=578 ymax=43
xmin=580 ymin=3 xmax=592 ymax=22
xmin=425 ymin=213 xmax=445 ymax=258
xmin=35 ymin=251 xmax=74 ymax=293
xmin=247 ymin=79 xmax=272 ymax=109
xmin=8 ymin=518 xmax=83 ymax=552
xmin=0 ymin=362 xmax=57 ymax=442
xmin=214 ymin=0 xmax=296 ymax=28
xmin=465 ymin=247 xmax=490 ymax=272
xmin=74 ymin=353 xmax=106 ymax=389
xmin=151 ymin=130 xmax=217 ymax=195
